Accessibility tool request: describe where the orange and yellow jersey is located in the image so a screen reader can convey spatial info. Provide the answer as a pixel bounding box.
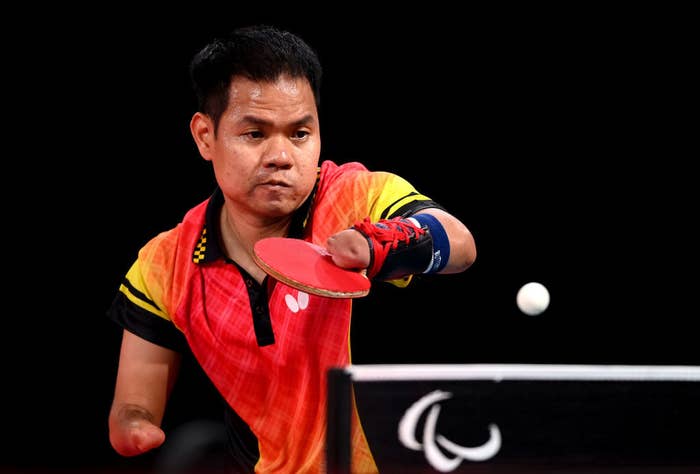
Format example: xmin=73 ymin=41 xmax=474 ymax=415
xmin=107 ymin=160 xmax=444 ymax=473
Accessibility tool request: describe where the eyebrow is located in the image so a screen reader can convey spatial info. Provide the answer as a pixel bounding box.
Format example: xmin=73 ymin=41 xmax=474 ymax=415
xmin=241 ymin=114 xmax=316 ymax=128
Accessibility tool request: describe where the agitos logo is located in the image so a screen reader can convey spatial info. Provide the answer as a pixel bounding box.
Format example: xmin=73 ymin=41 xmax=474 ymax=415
xmin=398 ymin=390 xmax=501 ymax=472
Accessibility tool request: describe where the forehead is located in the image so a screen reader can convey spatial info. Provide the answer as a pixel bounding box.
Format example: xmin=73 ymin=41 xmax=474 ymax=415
xmin=227 ymin=75 xmax=316 ymax=111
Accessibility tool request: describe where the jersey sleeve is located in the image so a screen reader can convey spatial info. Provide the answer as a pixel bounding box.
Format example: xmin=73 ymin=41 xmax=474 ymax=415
xmin=315 ymin=161 xmax=445 ymax=228
xmin=106 ymin=229 xmax=188 ymax=352
xmin=362 ymin=170 xmax=446 ymax=221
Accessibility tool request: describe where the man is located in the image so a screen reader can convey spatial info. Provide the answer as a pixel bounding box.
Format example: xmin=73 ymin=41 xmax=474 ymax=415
xmin=107 ymin=24 xmax=476 ymax=473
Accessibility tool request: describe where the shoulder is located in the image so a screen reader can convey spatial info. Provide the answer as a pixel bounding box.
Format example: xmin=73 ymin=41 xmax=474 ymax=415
xmin=319 ymin=159 xmax=368 ymax=178
xmin=318 ymin=159 xmax=418 ymax=193
xmin=317 ymin=159 xmax=372 ymax=192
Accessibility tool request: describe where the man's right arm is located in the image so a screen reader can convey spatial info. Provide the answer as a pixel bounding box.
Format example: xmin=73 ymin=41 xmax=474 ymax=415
xmin=108 ymin=329 xmax=181 ymax=457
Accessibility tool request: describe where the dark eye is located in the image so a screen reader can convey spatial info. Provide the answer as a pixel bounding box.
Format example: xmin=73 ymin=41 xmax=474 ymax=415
xmin=293 ymin=130 xmax=310 ymax=140
xmin=248 ymin=130 xmax=264 ymax=139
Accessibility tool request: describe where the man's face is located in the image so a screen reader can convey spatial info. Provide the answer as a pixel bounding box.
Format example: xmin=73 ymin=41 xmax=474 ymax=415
xmin=194 ymin=74 xmax=321 ymax=221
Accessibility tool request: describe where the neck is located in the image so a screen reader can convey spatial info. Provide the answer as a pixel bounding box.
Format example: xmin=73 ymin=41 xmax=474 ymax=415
xmin=219 ymin=206 xmax=290 ymax=281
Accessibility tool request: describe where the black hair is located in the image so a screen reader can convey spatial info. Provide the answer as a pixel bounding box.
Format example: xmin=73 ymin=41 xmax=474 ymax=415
xmin=189 ymin=25 xmax=323 ymax=130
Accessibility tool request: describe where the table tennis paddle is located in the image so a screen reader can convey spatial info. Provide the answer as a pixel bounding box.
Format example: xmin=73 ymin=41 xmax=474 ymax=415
xmin=253 ymin=237 xmax=371 ymax=298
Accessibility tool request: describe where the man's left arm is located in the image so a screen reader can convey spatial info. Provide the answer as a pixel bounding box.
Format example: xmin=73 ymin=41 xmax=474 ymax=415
xmin=325 ymin=207 xmax=476 ymax=279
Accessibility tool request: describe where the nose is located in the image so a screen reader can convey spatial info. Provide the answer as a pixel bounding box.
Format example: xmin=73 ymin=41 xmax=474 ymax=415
xmin=262 ymin=136 xmax=293 ymax=169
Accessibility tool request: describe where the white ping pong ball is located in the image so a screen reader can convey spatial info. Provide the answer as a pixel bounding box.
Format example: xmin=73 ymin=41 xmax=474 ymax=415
xmin=516 ymin=282 xmax=550 ymax=316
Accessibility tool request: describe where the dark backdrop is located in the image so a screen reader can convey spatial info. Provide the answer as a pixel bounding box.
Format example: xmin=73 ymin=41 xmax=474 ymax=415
xmin=6 ymin=6 xmax=693 ymax=472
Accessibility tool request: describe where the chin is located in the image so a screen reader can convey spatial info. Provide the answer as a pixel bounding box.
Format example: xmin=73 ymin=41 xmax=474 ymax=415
xmin=263 ymin=201 xmax=298 ymax=217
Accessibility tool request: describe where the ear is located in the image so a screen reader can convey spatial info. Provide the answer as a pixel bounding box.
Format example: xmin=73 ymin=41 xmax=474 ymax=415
xmin=190 ymin=112 xmax=215 ymax=162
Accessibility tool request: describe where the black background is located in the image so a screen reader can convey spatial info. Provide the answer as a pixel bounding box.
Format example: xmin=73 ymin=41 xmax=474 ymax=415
xmin=6 ymin=5 xmax=694 ymax=472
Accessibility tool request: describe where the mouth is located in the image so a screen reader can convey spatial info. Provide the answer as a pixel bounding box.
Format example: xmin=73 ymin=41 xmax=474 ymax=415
xmin=260 ymin=179 xmax=291 ymax=189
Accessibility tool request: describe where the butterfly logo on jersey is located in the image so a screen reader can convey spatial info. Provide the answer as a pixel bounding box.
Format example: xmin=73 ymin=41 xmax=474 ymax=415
xmin=285 ymin=290 xmax=309 ymax=313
